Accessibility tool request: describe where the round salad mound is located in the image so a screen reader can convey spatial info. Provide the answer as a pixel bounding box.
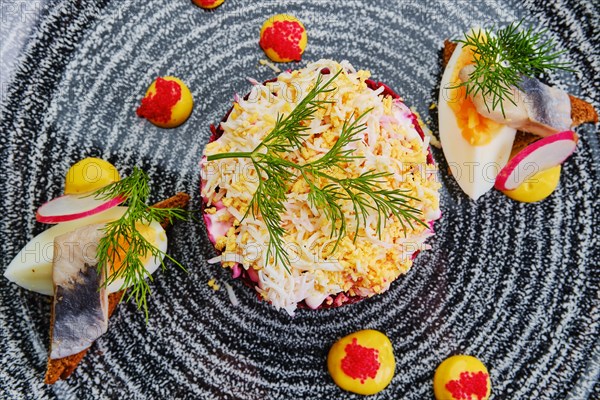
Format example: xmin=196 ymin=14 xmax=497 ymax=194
xmin=201 ymin=60 xmax=441 ymax=315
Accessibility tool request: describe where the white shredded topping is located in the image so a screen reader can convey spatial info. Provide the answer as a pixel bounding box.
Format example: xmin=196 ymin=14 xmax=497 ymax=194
xmin=224 ymin=283 xmax=239 ymax=307
xmin=201 ymin=60 xmax=440 ymax=315
xmin=207 ymin=256 xmax=222 ymax=264
xmin=259 ymin=59 xmax=282 ymax=73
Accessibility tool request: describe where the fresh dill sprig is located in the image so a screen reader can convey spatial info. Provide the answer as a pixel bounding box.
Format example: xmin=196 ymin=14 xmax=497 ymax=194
xmin=207 ymin=70 xmax=426 ymax=272
xmin=305 ymin=110 xmax=426 ymax=246
xmin=260 ymin=71 xmax=337 ymax=153
xmin=454 ymin=19 xmax=573 ymax=116
xmin=93 ymin=167 xmax=188 ymax=320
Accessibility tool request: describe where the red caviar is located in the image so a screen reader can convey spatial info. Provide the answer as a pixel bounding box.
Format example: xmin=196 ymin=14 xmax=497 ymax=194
xmin=341 ymin=338 xmax=381 ymax=383
xmin=136 ymin=77 xmax=182 ymax=124
xmin=260 ymin=20 xmax=305 ymax=61
xmin=445 ymin=371 xmax=489 ymax=400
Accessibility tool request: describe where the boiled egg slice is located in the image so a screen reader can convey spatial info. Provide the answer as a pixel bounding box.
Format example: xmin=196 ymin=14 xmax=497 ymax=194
xmin=438 ymin=38 xmax=517 ymax=200
xmin=4 ymin=206 xmax=167 ymax=295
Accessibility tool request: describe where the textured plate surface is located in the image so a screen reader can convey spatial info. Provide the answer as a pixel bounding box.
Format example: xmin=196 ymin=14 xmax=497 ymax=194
xmin=1 ymin=0 xmax=599 ymax=399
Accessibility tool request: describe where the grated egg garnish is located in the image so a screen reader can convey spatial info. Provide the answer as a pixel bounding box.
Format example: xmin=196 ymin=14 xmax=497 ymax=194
xmin=201 ymin=60 xmax=441 ymax=315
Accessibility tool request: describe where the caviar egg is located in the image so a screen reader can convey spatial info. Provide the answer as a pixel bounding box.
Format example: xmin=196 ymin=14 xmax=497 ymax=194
xmin=328 ymin=330 xmax=395 ymax=395
xmin=259 ymin=14 xmax=307 ymax=63
xmin=136 ymin=76 xmax=193 ymax=128
xmin=433 ymin=355 xmax=491 ymax=400
xmin=192 ymin=0 xmax=224 ymax=9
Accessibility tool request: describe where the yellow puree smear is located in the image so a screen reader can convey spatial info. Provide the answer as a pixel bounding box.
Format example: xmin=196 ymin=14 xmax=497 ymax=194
xmin=448 ymin=46 xmax=505 ymax=146
xmin=503 ymin=165 xmax=561 ymax=203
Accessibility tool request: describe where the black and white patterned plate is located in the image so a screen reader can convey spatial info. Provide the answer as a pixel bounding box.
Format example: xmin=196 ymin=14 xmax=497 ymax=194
xmin=1 ymin=0 xmax=598 ymax=399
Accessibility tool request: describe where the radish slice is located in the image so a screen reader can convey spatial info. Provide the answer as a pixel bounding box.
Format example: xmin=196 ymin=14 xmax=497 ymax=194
xmin=36 ymin=193 xmax=125 ymax=224
xmin=495 ymin=130 xmax=578 ymax=191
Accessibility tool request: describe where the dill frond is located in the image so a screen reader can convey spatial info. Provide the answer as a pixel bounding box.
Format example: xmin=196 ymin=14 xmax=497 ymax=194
xmin=455 ymin=20 xmax=573 ymax=117
xmin=94 ymin=167 xmax=188 ymax=320
xmin=207 ymin=69 xmax=425 ymax=273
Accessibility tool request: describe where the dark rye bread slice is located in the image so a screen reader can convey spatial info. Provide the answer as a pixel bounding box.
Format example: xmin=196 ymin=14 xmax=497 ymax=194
xmin=442 ymin=40 xmax=598 ymax=127
xmin=44 ymin=192 xmax=190 ymax=384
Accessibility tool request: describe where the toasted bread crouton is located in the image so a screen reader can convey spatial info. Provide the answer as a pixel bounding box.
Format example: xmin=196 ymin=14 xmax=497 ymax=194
xmin=442 ymin=40 xmax=598 ymax=127
xmin=44 ymin=192 xmax=190 ymax=384
xmin=568 ymin=94 xmax=599 ymax=126
xmin=442 ymin=40 xmax=458 ymax=69
xmin=509 ymin=132 xmax=540 ymax=159
xmin=152 ymin=192 xmax=191 ymax=218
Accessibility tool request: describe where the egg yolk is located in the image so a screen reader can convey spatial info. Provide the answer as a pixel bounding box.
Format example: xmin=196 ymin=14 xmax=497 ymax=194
xmin=64 ymin=158 xmax=120 ymax=194
xmin=136 ymin=76 xmax=194 ymax=128
xmin=433 ymin=355 xmax=491 ymax=400
xmin=328 ymin=330 xmax=395 ymax=395
xmin=446 ymin=45 xmax=505 ymax=146
xmin=502 ymin=165 xmax=561 ymax=203
xmin=259 ymin=14 xmax=307 ymax=63
xmin=108 ymin=223 xmax=155 ymax=275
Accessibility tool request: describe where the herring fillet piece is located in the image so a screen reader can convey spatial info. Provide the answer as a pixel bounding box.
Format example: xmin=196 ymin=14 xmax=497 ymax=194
xmin=50 ymin=224 xmax=108 ymax=359
xmin=459 ymin=65 xmax=572 ymax=136
xmin=518 ymin=76 xmax=572 ymax=136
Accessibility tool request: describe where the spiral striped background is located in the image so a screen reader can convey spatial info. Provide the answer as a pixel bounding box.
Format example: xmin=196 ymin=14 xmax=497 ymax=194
xmin=1 ymin=0 xmax=598 ymax=399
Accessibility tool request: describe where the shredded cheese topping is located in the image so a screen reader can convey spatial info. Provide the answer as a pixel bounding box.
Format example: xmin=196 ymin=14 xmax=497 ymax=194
xmin=201 ymin=60 xmax=441 ymax=315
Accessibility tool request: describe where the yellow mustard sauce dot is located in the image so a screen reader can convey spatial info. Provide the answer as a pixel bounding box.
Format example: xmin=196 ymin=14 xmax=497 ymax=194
xmin=138 ymin=76 xmax=194 ymax=129
xmin=433 ymin=355 xmax=491 ymax=400
xmin=192 ymin=0 xmax=224 ymax=10
xmin=327 ymin=330 xmax=395 ymax=395
xmin=502 ymin=165 xmax=561 ymax=203
xmin=259 ymin=14 xmax=308 ymax=63
xmin=64 ymin=158 xmax=120 ymax=194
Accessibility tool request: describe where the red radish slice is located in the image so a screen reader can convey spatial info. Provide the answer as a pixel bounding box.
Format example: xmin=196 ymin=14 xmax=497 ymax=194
xmin=36 ymin=194 xmax=125 ymax=224
xmin=495 ymin=130 xmax=578 ymax=191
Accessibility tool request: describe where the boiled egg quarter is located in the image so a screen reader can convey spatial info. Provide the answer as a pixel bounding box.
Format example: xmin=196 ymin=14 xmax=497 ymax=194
xmin=4 ymin=207 xmax=167 ymax=296
xmin=438 ymin=39 xmax=517 ymax=200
